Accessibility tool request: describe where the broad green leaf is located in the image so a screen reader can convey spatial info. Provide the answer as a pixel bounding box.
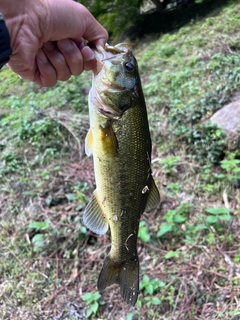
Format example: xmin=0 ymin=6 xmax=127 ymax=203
xmin=29 ymin=220 xmax=50 ymax=231
xmin=32 ymin=234 xmax=44 ymax=247
xmin=146 ymin=283 xmax=154 ymax=295
xmin=81 ymin=292 xmax=92 ymax=302
xmin=138 ymin=223 xmax=150 ymax=243
xmin=173 ymin=214 xmax=186 ymax=223
xmin=91 ymin=301 xmax=99 ymax=314
xmin=219 ymin=215 xmax=233 ymax=221
xmin=206 ymin=207 xmax=231 ymax=215
xmin=206 ymin=216 xmax=218 ymax=224
xmin=152 ymin=297 xmax=161 ymax=305
xmin=157 ymin=222 xmax=172 ymax=237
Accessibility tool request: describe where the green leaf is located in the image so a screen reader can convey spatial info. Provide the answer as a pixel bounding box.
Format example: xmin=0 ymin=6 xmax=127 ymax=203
xmin=66 ymin=193 xmax=75 ymax=201
xmin=206 ymin=207 xmax=231 ymax=215
xmin=206 ymin=216 xmax=218 ymax=224
xmin=81 ymin=292 xmax=92 ymax=302
xmin=86 ymin=308 xmax=93 ymax=318
xmin=146 ymin=283 xmax=154 ymax=295
xmin=127 ymin=313 xmax=133 ymax=320
xmin=173 ymin=214 xmax=186 ymax=223
xmin=91 ymin=301 xmax=99 ymax=314
xmin=157 ymin=222 xmax=172 ymax=237
xmin=29 ymin=220 xmax=50 ymax=231
xmin=32 ymin=234 xmax=45 ymax=247
xmin=142 ymin=274 xmax=150 ymax=283
xmin=219 ymin=215 xmax=233 ymax=221
xmin=138 ymin=222 xmax=150 ymax=243
xmin=152 ymin=297 xmax=161 ymax=305
xmin=93 ymin=292 xmax=101 ymax=300
xmin=164 ymin=250 xmax=180 ymax=259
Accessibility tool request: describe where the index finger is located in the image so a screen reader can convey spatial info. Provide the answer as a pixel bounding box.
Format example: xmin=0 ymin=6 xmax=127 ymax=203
xmin=46 ymin=2 xmax=108 ymax=47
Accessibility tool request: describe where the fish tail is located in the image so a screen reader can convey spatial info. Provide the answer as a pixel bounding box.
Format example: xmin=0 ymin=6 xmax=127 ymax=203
xmin=97 ymin=254 xmax=139 ymax=306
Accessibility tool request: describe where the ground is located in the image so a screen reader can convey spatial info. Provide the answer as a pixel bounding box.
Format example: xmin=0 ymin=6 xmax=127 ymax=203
xmin=0 ymin=1 xmax=240 ymax=319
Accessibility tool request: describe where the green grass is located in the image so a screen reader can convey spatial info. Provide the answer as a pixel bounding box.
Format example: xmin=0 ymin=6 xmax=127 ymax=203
xmin=1 ymin=1 xmax=240 ymax=319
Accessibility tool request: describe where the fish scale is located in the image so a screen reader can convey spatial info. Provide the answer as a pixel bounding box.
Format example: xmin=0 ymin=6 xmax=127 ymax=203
xmin=84 ymin=43 xmax=160 ymax=306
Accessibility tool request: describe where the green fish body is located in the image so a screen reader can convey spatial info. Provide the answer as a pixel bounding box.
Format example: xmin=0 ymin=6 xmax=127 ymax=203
xmin=84 ymin=43 xmax=160 ymax=306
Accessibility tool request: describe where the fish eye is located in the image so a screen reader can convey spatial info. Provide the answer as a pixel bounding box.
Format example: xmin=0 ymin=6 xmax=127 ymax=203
xmin=124 ymin=62 xmax=134 ymax=72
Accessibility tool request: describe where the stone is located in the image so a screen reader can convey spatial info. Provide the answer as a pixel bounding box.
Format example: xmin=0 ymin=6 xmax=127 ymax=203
xmin=210 ymin=99 xmax=240 ymax=135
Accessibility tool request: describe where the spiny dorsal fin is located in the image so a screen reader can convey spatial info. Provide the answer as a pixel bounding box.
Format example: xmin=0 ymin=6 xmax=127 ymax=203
xmin=145 ymin=176 xmax=160 ymax=212
xmin=83 ymin=191 xmax=108 ymax=235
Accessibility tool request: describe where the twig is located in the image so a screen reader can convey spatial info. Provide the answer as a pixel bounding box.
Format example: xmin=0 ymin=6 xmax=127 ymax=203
xmin=171 ymin=280 xmax=183 ymax=319
xmin=186 ymin=262 xmax=230 ymax=280
xmin=42 ymin=260 xmax=93 ymax=306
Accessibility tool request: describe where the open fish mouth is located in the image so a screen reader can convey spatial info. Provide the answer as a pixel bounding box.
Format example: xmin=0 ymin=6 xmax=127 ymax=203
xmin=89 ymin=43 xmax=132 ymax=74
xmin=88 ymin=42 xmax=137 ymax=118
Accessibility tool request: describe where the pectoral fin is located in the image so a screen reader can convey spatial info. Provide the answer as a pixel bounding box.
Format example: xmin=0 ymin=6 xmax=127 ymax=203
xmin=145 ymin=177 xmax=160 ymax=212
xmin=83 ymin=190 xmax=109 ymax=235
xmin=99 ymin=122 xmax=118 ymax=156
xmin=85 ymin=128 xmax=93 ymax=157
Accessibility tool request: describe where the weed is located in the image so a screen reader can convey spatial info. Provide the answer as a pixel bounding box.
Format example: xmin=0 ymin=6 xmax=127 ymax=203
xmin=81 ymin=292 xmax=103 ymax=318
xmin=157 ymin=203 xmax=192 ymax=238
xmin=138 ymin=221 xmax=150 ymax=243
xmin=205 ymin=207 xmax=232 ymax=224
xmin=158 ymin=156 xmax=181 ymax=176
xmin=1 ymin=1 xmax=240 ymax=319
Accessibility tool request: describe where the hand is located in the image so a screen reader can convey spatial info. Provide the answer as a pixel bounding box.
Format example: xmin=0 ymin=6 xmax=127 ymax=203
xmin=2 ymin=0 xmax=108 ymax=87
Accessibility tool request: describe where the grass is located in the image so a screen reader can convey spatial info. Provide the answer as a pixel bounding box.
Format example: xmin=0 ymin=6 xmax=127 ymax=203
xmin=0 ymin=1 xmax=240 ymax=319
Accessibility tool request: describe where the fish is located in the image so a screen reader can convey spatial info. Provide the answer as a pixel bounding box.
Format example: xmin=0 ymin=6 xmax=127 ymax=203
xmin=83 ymin=43 xmax=160 ymax=306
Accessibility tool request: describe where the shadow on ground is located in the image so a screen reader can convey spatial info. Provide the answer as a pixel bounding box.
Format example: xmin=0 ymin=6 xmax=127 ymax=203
xmin=127 ymin=0 xmax=239 ymax=39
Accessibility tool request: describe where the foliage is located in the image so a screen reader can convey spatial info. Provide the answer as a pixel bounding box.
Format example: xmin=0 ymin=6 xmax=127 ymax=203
xmin=79 ymin=0 xmax=144 ymax=40
xmin=157 ymin=203 xmax=192 ymax=238
xmin=138 ymin=220 xmax=150 ymax=242
xmin=1 ymin=1 xmax=240 ymax=319
xmin=81 ymin=292 xmax=102 ymax=318
xmin=205 ymin=207 xmax=232 ymax=224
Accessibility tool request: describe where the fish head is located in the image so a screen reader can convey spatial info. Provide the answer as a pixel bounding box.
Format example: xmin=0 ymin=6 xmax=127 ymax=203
xmin=90 ymin=43 xmax=140 ymax=119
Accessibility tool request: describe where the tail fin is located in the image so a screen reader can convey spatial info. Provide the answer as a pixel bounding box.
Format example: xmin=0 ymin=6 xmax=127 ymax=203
xmin=97 ymin=255 xmax=139 ymax=306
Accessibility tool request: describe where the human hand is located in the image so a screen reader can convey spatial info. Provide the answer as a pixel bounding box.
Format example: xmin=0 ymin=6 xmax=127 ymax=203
xmin=2 ymin=0 xmax=108 ymax=87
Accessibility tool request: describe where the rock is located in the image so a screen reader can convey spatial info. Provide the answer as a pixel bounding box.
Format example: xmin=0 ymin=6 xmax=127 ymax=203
xmin=210 ymin=98 xmax=240 ymax=150
xmin=210 ymin=99 xmax=240 ymax=135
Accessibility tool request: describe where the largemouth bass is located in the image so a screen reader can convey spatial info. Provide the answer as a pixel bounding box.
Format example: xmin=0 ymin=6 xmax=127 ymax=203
xmin=84 ymin=43 xmax=160 ymax=306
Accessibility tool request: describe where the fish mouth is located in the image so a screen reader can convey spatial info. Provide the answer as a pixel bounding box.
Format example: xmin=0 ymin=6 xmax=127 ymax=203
xmin=88 ymin=43 xmax=133 ymax=119
xmin=90 ymin=43 xmax=132 ymax=75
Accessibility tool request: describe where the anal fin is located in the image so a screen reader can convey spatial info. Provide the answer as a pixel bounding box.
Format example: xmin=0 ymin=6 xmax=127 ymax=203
xmin=145 ymin=176 xmax=160 ymax=212
xmin=83 ymin=190 xmax=108 ymax=235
